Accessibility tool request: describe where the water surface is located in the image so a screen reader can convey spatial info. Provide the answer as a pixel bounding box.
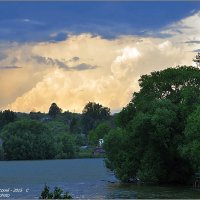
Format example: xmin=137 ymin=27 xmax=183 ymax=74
xmin=0 ymin=158 xmax=199 ymax=199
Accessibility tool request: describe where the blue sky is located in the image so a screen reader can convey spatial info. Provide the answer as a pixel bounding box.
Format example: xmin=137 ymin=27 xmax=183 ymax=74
xmin=0 ymin=2 xmax=200 ymax=42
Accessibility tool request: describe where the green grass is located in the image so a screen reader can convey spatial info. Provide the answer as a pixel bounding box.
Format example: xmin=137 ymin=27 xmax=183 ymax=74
xmin=77 ymin=148 xmax=105 ymax=158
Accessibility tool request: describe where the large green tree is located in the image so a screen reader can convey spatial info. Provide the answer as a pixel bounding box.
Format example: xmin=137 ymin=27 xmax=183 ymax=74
xmin=1 ymin=120 xmax=56 ymax=160
xmin=105 ymin=66 xmax=200 ymax=184
xmin=82 ymin=102 xmax=110 ymax=134
xmin=45 ymin=121 xmax=77 ymax=159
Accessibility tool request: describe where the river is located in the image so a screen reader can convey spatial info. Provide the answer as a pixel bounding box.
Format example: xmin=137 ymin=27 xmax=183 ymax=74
xmin=0 ymin=158 xmax=199 ymax=199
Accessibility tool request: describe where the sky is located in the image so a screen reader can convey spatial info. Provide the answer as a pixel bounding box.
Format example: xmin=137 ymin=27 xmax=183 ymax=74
xmin=1 ymin=2 xmax=200 ymax=113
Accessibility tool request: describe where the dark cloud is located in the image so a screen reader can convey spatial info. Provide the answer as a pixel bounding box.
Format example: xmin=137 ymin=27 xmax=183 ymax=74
xmin=69 ymin=56 xmax=80 ymax=62
xmin=186 ymin=40 xmax=200 ymax=44
xmin=193 ymin=49 xmax=200 ymax=52
xmin=55 ymin=60 xmax=69 ymax=69
xmin=32 ymin=55 xmax=54 ymax=65
xmin=32 ymin=55 xmax=97 ymax=71
xmin=32 ymin=55 xmax=70 ymax=70
xmin=0 ymin=66 xmax=22 ymax=70
xmin=73 ymin=63 xmax=98 ymax=71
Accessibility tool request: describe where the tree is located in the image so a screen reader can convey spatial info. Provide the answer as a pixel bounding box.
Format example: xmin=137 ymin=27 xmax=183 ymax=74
xmin=48 ymin=103 xmax=62 ymax=118
xmin=82 ymin=102 xmax=110 ymax=134
xmin=180 ymin=106 xmax=200 ymax=172
xmin=133 ymin=66 xmax=200 ymax=113
xmin=104 ymin=128 xmax=132 ymax=181
xmin=54 ymin=134 xmax=76 ymax=159
xmin=88 ymin=122 xmax=111 ymax=146
xmin=1 ymin=120 xmax=56 ymax=160
xmin=47 ymin=121 xmax=69 ymax=134
xmin=104 ymin=66 xmax=199 ymax=184
xmin=29 ymin=111 xmax=44 ymax=120
xmin=46 ymin=121 xmax=77 ymax=159
xmin=69 ymin=117 xmax=79 ymax=134
xmin=0 ymin=110 xmax=17 ymax=129
xmin=116 ymin=102 xmax=136 ymax=129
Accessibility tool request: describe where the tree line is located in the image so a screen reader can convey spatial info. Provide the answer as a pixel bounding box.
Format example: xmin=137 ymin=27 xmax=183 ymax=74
xmin=0 ymin=102 xmax=112 ymax=160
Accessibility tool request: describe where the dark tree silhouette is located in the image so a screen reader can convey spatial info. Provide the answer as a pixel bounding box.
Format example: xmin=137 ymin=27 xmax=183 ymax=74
xmin=82 ymin=102 xmax=110 ymax=134
xmin=0 ymin=110 xmax=17 ymax=129
xmin=48 ymin=103 xmax=62 ymax=118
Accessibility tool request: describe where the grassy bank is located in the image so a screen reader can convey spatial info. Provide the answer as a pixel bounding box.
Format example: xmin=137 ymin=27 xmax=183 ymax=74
xmin=77 ymin=147 xmax=105 ymax=158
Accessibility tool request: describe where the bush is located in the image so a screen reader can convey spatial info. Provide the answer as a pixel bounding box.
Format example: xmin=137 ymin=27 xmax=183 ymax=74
xmin=39 ymin=185 xmax=72 ymax=199
xmin=1 ymin=120 xmax=56 ymax=160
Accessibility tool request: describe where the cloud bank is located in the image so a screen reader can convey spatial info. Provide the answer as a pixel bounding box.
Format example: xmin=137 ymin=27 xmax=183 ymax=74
xmin=0 ymin=11 xmax=200 ymax=113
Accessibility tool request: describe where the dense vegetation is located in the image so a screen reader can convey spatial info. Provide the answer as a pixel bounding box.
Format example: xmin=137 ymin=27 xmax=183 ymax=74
xmin=0 ymin=102 xmax=112 ymax=160
xmin=104 ymin=66 xmax=200 ymax=185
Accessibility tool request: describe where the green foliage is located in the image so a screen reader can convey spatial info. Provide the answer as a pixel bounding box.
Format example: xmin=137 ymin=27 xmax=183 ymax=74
xmin=134 ymin=66 xmax=200 ymax=107
xmin=48 ymin=103 xmax=62 ymax=118
xmin=0 ymin=146 xmax=4 ymax=160
xmin=0 ymin=101 xmax=111 ymax=160
xmin=40 ymin=185 xmax=53 ymax=199
xmin=39 ymin=185 xmax=72 ymax=199
xmin=88 ymin=122 xmax=111 ymax=146
xmin=78 ymin=147 xmax=94 ymax=158
xmin=54 ymin=134 xmax=76 ymax=159
xmin=75 ymin=134 xmax=86 ymax=146
xmin=0 ymin=110 xmax=17 ymax=130
xmin=180 ymin=106 xmax=200 ymax=171
xmin=82 ymin=102 xmax=110 ymax=134
xmin=116 ymin=102 xmax=136 ymax=129
xmin=104 ymin=128 xmax=135 ymax=182
xmin=47 ymin=121 xmax=69 ymax=134
xmin=105 ymin=66 xmax=199 ymax=184
xmin=46 ymin=121 xmax=77 ymax=159
xmin=29 ymin=111 xmax=46 ymax=121
xmin=1 ymin=120 xmax=56 ymax=160
xmin=0 ymin=107 xmax=91 ymax=160
xmin=137 ymin=148 xmax=164 ymax=184
xmin=69 ymin=117 xmax=79 ymax=134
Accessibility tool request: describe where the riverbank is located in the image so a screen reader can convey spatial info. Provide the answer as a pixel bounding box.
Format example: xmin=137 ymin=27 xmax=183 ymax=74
xmin=77 ymin=147 xmax=105 ymax=158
